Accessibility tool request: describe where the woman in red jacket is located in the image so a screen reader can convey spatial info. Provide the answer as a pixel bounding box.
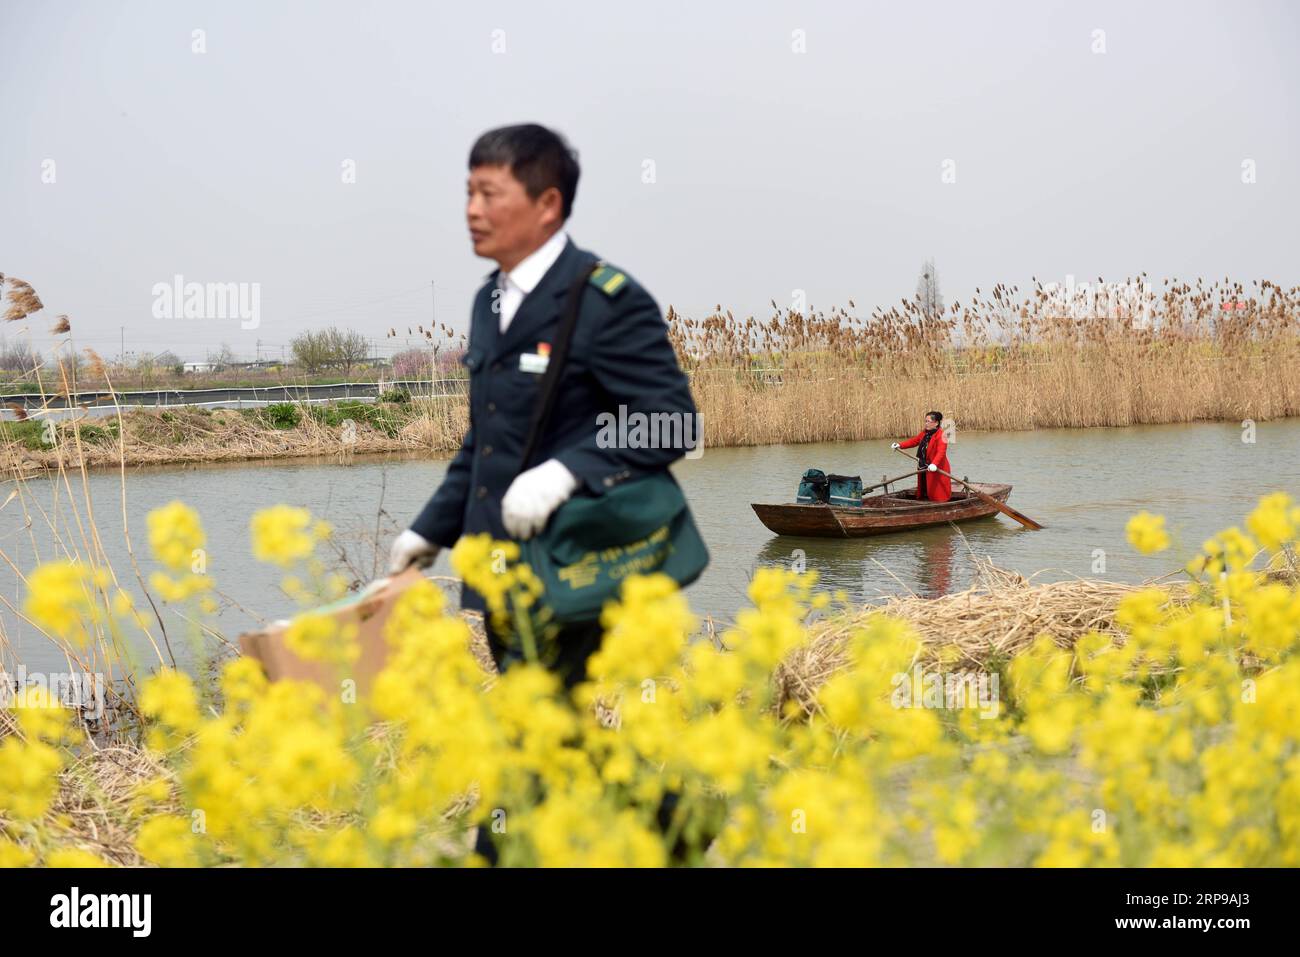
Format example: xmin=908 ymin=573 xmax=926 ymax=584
xmin=893 ymin=411 xmax=951 ymax=502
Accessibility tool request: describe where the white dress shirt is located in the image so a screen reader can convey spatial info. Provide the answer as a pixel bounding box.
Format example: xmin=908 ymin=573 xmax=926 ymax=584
xmin=496 ymin=229 xmax=569 ymax=333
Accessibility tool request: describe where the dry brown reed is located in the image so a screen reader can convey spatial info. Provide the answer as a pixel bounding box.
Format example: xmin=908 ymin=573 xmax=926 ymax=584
xmin=3 ymin=277 xmax=44 ymax=322
xmin=672 ymin=275 xmax=1300 ymax=444
xmin=1 ymin=397 xmax=468 ymax=472
xmin=774 ymin=558 xmax=1196 ymax=717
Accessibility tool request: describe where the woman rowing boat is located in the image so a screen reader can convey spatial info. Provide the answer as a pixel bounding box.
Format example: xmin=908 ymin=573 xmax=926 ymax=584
xmin=892 ymin=411 xmax=951 ymax=502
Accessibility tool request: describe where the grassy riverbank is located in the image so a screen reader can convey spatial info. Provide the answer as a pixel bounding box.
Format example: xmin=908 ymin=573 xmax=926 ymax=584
xmin=0 ymin=398 xmax=468 ymax=471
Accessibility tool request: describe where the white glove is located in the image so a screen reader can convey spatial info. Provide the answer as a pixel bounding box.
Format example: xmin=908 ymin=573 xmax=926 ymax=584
xmin=502 ymin=458 xmax=579 ymax=540
xmin=891 ymin=442 xmax=901 ymax=450
xmin=388 ymin=529 xmax=439 ymax=574
xmin=927 ymin=464 xmax=938 ymax=472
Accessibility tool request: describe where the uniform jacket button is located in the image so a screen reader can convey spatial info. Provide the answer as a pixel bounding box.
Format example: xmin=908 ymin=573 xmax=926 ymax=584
xmin=476 ymin=486 xmax=488 ymax=499
xmin=482 ymin=445 xmax=493 ymax=457
xmin=603 ymin=476 xmax=615 ymax=488
xmin=487 ymin=402 xmax=496 ymax=413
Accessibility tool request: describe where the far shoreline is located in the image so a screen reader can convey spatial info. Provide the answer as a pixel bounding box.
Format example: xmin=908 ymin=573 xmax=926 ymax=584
xmin=4 ymin=413 xmax=1295 ymax=479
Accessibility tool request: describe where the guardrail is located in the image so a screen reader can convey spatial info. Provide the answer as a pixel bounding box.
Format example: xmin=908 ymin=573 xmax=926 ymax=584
xmin=3 ymin=354 xmax=1273 ymax=410
xmin=0 ymin=379 xmax=469 ymax=411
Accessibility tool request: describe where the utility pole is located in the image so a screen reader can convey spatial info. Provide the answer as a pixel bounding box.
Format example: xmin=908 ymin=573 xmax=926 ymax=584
xmin=431 ymin=279 xmax=436 ymax=327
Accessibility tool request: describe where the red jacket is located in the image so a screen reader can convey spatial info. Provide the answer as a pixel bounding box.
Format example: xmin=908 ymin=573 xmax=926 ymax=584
xmin=898 ymin=428 xmax=951 ymax=501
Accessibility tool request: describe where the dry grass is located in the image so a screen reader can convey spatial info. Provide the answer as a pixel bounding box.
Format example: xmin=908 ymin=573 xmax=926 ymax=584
xmin=775 ymin=550 xmax=1300 ymax=718
xmin=774 ymin=559 xmax=1188 ymax=717
xmin=47 ymin=745 xmax=174 ymax=866
xmin=1 ymin=398 xmax=468 ymax=472
xmin=673 ymin=276 xmax=1300 ymax=444
xmin=691 ymin=349 xmax=1300 ymax=446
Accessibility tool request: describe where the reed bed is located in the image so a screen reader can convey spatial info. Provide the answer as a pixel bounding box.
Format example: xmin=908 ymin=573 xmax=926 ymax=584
xmin=672 ymin=275 xmax=1300 ymax=444
xmin=691 ymin=349 xmax=1300 ymax=447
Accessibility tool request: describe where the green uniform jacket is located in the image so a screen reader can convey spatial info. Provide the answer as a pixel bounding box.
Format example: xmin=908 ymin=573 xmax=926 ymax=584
xmin=409 ymin=238 xmax=697 ymax=610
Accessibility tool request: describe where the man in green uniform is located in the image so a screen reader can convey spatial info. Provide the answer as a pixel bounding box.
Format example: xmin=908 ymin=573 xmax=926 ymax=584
xmin=389 ymin=123 xmax=698 ymax=688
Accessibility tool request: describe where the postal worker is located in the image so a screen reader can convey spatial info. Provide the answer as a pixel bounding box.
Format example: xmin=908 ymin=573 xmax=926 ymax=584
xmin=388 ymin=123 xmax=697 ymax=689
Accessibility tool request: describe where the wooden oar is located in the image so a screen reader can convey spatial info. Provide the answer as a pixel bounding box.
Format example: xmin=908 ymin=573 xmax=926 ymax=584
xmin=891 ymin=446 xmax=1044 ymax=530
xmin=860 ymin=469 xmax=925 ymax=496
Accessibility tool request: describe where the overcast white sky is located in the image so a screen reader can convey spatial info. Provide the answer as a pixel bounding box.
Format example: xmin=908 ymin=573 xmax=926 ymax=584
xmin=2 ymin=0 xmax=1297 ymax=363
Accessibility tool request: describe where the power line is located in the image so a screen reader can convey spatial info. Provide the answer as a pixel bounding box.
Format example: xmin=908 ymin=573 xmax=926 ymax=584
xmin=277 ymin=282 xmax=433 ymax=323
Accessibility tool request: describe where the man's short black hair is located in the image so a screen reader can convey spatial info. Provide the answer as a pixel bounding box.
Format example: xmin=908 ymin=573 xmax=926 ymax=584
xmin=469 ymin=124 xmax=580 ymax=219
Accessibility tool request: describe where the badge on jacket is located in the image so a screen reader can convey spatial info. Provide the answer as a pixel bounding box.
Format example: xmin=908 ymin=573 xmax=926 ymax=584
xmin=519 ymin=342 xmax=550 ymax=374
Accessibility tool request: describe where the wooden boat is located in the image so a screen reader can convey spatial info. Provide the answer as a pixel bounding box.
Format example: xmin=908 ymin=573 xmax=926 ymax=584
xmin=751 ymin=483 xmax=1014 ymax=538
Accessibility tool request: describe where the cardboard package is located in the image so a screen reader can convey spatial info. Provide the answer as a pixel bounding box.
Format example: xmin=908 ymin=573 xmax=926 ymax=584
xmin=238 ymin=566 xmax=428 ymax=695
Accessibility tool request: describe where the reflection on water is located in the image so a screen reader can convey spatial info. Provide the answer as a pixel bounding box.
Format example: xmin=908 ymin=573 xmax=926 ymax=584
xmin=920 ymin=535 xmax=956 ymax=598
xmin=752 ymin=512 xmax=1010 ymax=600
xmin=3 ymin=419 xmax=1299 ymax=674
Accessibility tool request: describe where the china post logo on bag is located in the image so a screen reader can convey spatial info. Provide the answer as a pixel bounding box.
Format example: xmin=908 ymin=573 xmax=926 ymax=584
xmin=595 ymin=405 xmax=704 ymax=460
xmin=557 ymin=525 xmax=674 ymax=591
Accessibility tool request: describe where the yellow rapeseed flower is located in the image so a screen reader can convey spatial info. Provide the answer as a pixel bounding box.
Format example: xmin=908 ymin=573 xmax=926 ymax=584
xmin=46 ymin=848 xmax=111 ymax=868
xmin=250 ymin=505 xmax=321 ymax=567
xmin=147 ymin=501 xmax=206 ymax=573
xmin=285 ymin=612 xmax=359 ymax=665
xmin=23 ymin=560 xmax=106 ymax=647
xmin=139 ymin=668 xmax=201 ymax=736
xmin=135 ymin=815 xmax=201 ymax=867
xmin=1125 ymin=511 xmax=1170 ymax=554
xmin=1245 ymin=492 xmax=1297 ymax=553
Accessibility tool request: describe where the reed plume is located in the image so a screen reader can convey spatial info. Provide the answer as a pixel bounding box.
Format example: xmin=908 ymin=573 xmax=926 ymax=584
xmin=4 ymin=277 xmax=44 ymax=321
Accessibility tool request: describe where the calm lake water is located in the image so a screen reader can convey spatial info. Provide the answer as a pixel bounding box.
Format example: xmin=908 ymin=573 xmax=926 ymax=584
xmin=4 ymin=419 xmax=1298 ymax=674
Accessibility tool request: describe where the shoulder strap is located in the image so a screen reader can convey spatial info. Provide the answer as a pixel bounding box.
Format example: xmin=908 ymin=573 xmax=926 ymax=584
xmin=517 ymin=256 xmax=599 ymax=476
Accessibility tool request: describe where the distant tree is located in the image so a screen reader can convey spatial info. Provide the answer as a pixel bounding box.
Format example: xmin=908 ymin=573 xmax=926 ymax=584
xmin=292 ymin=328 xmax=369 ymax=375
xmin=327 ymin=328 xmax=370 ymax=376
xmin=133 ymin=351 xmax=180 ymax=388
xmin=291 ymin=330 xmax=335 ymax=374
xmin=206 ymin=342 xmax=237 ymax=370
xmin=916 ymin=258 xmax=944 ymax=319
xmin=52 ymin=351 xmax=82 ymax=386
xmin=0 ymin=337 xmax=39 ymax=375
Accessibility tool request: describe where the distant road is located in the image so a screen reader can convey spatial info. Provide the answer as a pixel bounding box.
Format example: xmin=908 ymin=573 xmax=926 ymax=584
xmin=1 ymin=379 xmax=469 ymax=416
